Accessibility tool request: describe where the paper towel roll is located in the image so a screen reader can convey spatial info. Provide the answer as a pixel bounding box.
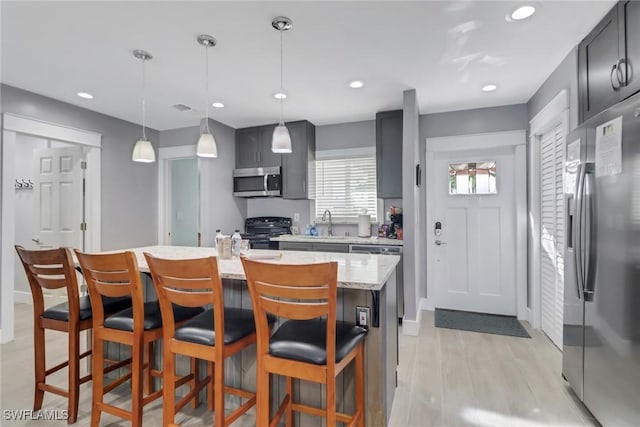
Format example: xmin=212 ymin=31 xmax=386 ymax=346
xmin=358 ymin=214 xmax=371 ymax=237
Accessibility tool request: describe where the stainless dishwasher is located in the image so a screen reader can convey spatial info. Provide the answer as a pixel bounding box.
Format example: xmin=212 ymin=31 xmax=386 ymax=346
xmin=349 ymin=244 xmax=403 ymax=319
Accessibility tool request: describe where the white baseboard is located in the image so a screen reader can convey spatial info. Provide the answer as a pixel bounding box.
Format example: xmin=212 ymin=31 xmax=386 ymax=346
xmin=402 ymin=298 xmax=434 ymax=336
xmin=14 ymin=290 xmax=32 ymax=304
xmin=402 ymin=313 xmax=420 ymax=336
xmin=420 ymin=297 xmax=434 ymax=311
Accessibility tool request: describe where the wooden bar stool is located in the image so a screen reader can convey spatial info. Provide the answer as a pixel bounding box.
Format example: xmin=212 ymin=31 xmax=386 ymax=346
xmin=241 ymin=258 xmax=368 ymax=427
xmin=14 ymin=246 xmax=132 ymax=424
xmin=144 ymin=253 xmax=276 ymax=427
xmin=75 ymin=250 xmax=205 ymax=427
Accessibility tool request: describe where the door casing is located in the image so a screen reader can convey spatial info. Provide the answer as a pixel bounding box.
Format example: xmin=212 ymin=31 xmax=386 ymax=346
xmin=425 ymin=130 xmax=528 ymax=321
xmin=1 ymin=113 xmax=102 ymax=343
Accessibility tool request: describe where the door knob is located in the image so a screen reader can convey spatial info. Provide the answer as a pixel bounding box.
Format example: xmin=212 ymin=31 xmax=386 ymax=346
xmin=435 ymin=240 xmax=447 ymax=246
xmin=32 ymin=237 xmax=41 ymax=244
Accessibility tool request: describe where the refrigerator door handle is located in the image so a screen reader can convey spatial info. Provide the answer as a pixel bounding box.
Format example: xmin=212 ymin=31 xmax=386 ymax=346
xmin=583 ymin=163 xmax=596 ymax=301
xmin=574 ymin=163 xmax=586 ymax=300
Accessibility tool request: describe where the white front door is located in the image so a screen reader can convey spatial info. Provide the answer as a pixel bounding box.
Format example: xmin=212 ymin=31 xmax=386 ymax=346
xmin=33 ymin=147 xmax=84 ymax=250
xmin=428 ymin=147 xmax=517 ymax=315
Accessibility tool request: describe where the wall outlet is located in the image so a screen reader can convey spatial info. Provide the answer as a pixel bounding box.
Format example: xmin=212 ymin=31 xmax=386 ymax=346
xmin=291 ymin=225 xmax=299 ymax=235
xmin=293 ymin=213 xmax=300 ymax=222
xmin=356 ymin=306 xmax=371 ymax=328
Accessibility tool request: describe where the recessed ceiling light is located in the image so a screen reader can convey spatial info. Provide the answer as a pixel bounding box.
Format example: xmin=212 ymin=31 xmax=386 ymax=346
xmin=212 ymin=102 xmax=225 ymax=108
xmin=349 ymin=80 xmax=364 ymax=89
xmin=273 ymin=92 xmax=287 ymax=100
xmin=510 ymin=5 xmax=536 ymax=21
xmin=482 ymin=84 xmax=497 ymax=92
xmin=77 ymin=92 xmax=93 ymax=99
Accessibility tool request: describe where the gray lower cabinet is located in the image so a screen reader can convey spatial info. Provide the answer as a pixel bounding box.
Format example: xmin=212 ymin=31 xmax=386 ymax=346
xmin=579 ymin=1 xmax=640 ymax=123
xmin=376 ymin=110 xmax=403 ymax=199
xmin=235 ymin=125 xmax=282 ymax=169
xmin=282 ymin=120 xmax=316 ymax=200
xmin=278 ymin=241 xmax=349 ymax=253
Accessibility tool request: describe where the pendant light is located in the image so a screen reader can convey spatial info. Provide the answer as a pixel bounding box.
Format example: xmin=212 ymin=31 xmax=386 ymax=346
xmin=196 ymin=34 xmax=218 ymax=158
xmin=132 ymin=50 xmax=155 ymax=163
xmin=271 ymin=17 xmax=292 ymax=153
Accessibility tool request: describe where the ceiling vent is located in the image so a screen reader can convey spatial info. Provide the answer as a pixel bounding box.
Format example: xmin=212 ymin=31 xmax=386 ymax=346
xmin=171 ymin=103 xmax=193 ymax=112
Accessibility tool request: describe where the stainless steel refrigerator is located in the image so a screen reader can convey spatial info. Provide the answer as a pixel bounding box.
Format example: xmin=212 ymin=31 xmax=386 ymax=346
xmin=563 ymin=91 xmax=640 ymax=426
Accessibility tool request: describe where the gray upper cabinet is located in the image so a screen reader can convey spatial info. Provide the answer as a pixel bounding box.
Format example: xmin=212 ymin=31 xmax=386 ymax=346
xmin=235 ymin=125 xmax=282 ymax=169
xmin=376 ymin=110 xmax=403 ymax=199
xmin=282 ymin=120 xmax=316 ymax=200
xmin=579 ymin=6 xmax=620 ymax=123
xmin=235 ymin=127 xmax=260 ymax=169
xmin=619 ymin=0 xmax=640 ymax=99
xmin=257 ymin=124 xmax=282 ymax=168
xmin=579 ymin=1 xmax=640 ymax=123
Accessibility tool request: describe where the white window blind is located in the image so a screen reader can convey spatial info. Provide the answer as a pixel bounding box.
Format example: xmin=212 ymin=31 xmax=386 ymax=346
xmin=540 ymin=122 xmax=565 ymax=349
xmin=315 ymin=157 xmax=378 ymax=222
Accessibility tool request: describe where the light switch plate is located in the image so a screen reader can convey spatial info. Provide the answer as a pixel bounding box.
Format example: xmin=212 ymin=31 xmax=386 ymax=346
xmin=293 ymin=213 xmax=300 ymax=222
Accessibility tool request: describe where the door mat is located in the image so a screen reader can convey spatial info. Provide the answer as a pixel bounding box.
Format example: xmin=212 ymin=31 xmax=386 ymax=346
xmin=435 ymin=308 xmax=531 ymax=338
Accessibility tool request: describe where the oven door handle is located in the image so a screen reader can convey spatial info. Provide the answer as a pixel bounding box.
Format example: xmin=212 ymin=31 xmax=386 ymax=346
xmin=263 ymin=174 xmax=269 ymax=192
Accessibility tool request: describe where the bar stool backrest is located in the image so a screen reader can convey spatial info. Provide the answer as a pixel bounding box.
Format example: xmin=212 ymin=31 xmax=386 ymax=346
xmin=75 ymin=250 xmax=144 ymax=330
xmin=144 ymin=254 xmax=224 ymax=354
xmin=241 ymin=259 xmax=338 ymax=368
xmin=15 ymin=245 xmax=80 ymax=321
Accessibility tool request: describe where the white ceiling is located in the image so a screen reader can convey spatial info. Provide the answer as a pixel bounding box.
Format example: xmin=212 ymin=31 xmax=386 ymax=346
xmin=1 ymin=1 xmax=615 ymax=130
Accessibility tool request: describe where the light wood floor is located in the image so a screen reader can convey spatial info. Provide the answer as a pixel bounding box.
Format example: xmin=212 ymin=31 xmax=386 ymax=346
xmin=1 ymin=303 xmax=596 ymax=426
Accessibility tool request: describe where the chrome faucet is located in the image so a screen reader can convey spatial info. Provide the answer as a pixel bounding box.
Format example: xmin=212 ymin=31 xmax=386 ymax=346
xmin=322 ymin=209 xmax=333 ymax=236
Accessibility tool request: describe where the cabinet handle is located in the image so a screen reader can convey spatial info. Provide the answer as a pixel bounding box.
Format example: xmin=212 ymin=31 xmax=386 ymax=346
xmin=611 ymin=63 xmax=621 ymax=90
xmin=619 ymin=58 xmax=630 ymax=87
xmin=302 ymin=180 xmax=306 ymax=193
xmin=258 ymin=151 xmax=261 ymax=163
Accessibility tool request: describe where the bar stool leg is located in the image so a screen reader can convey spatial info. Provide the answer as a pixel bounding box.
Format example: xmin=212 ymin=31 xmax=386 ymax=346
xmin=213 ymin=360 xmax=225 ymax=427
xmin=33 ymin=322 xmax=46 ymax=412
xmin=190 ymin=356 xmax=199 ymax=408
xmin=285 ymin=376 xmax=293 ymax=427
xmin=256 ymin=367 xmax=270 ymax=426
xmin=326 ymin=374 xmax=337 ymax=426
xmin=163 ymin=351 xmax=176 ymax=427
xmin=90 ymin=338 xmax=104 ymax=427
xmin=131 ymin=342 xmax=144 ymax=427
xmin=67 ymin=325 xmax=81 ymax=424
xmin=207 ymin=362 xmax=214 ymax=411
xmin=144 ymin=341 xmax=154 ymax=395
xmin=355 ymin=343 xmax=365 ymax=427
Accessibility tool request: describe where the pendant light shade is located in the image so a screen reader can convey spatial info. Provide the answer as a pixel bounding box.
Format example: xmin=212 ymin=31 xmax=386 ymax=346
xmin=197 ymin=34 xmax=218 ymax=158
xmin=132 ymin=138 xmax=155 ymax=163
xmin=197 ymin=132 xmax=218 ymax=157
xmin=272 ymin=125 xmax=292 ymax=153
xmin=132 ymin=50 xmax=155 ymax=163
xmin=271 ymin=17 xmax=293 ymax=154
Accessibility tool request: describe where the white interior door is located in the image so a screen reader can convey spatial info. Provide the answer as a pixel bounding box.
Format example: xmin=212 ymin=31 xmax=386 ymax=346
xmin=428 ymin=148 xmax=517 ymax=315
xmin=540 ymin=124 xmax=565 ymax=348
xmin=33 ymin=147 xmax=83 ymax=250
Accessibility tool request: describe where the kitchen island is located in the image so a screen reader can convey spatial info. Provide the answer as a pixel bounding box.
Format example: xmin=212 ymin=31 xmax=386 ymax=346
xmin=100 ymin=246 xmax=399 ymax=427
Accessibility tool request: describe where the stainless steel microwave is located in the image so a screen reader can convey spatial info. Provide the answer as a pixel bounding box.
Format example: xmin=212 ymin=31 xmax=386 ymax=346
xmin=233 ymin=167 xmax=282 ymax=197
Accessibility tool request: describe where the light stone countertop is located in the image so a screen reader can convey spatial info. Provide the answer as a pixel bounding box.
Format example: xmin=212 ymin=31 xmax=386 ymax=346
xmin=96 ymin=245 xmax=399 ymax=291
xmin=271 ymin=234 xmax=404 ymax=246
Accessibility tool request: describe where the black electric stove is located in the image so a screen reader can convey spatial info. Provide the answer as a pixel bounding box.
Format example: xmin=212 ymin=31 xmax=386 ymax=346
xmin=242 ymin=216 xmax=292 ymax=249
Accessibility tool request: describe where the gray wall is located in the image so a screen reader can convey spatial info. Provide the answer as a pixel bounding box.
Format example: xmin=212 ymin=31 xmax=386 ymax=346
xmin=420 ymin=104 xmax=529 ymax=140
xmin=1 ymin=84 xmax=159 ymax=251
xmin=527 ymin=47 xmax=579 ymax=129
xmin=158 ymin=120 xmax=247 ymax=243
xmin=402 ymin=90 xmax=421 ymax=322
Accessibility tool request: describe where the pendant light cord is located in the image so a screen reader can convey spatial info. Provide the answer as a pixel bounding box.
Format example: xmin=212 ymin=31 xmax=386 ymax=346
xmin=279 ymin=27 xmax=284 ymax=126
xmin=142 ymin=57 xmax=147 ymax=140
xmin=205 ymin=42 xmax=211 ymax=133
